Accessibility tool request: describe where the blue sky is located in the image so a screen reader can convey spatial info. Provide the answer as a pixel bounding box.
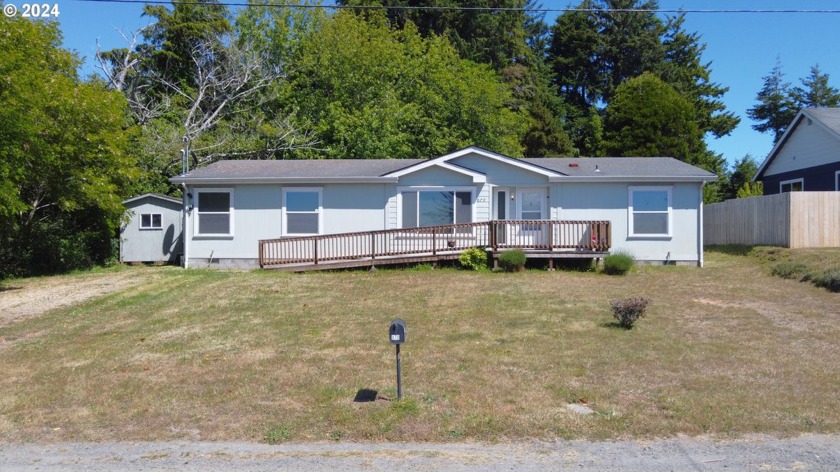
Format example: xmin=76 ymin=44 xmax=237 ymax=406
xmin=27 ymin=0 xmax=840 ymax=168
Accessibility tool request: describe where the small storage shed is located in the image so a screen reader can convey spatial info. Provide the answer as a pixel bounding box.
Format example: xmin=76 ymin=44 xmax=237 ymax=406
xmin=121 ymin=193 xmax=183 ymax=263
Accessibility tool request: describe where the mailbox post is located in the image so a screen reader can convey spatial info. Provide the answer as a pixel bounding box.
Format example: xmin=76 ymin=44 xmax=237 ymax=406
xmin=389 ymin=319 xmax=406 ymax=400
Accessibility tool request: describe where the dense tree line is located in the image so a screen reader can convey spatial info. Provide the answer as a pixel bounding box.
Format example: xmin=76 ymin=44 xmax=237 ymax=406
xmin=4 ymin=1 xmax=837 ymax=275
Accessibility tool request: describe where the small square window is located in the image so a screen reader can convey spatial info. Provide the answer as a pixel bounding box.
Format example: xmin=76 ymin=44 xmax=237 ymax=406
xmin=140 ymin=213 xmax=162 ymax=229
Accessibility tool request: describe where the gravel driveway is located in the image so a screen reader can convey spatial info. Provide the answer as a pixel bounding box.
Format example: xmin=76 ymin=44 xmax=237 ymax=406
xmin=2 ymin=435 xmax=839 ymax=471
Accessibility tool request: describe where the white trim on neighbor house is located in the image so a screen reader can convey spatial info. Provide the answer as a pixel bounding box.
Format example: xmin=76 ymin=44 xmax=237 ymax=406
xmin=282 ymin=187 xmax=323 ymax=236
xmin=779 ymin=178 xmax=804 ymax=193
xmin=139 ymin=213 xmax=163 ymax=230
xmin=628 ymin=186 xmax=673 ymax=239
xmin=194 ymin=188 xmax=235 ymax=238
xmin=384 ymin=146 xmax=560 ymax=179
xmin=396 ymin=186 xmax=476 ymax=229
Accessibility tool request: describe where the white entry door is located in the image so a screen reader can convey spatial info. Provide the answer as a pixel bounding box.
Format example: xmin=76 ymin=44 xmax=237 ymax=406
xmin=516 ymin=188 xmax=547 ymax=246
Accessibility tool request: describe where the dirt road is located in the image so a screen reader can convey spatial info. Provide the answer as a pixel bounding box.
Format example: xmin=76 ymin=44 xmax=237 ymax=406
xmin=1 ymin=435 xmax=839 ymax=471
xmin=0 ymin=269 xmax=157 ymax=327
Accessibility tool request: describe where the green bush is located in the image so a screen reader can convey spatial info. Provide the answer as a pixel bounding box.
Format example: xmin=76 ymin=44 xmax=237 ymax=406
xmin=610 ymin=297 xmax=650 ymax=329
xmin=771 ymin=262 xmax=809 ymax=280
xmin=603 ymin=250 xmax=635 ymax=275
xmin=498 ymin=249 xmax=526 ymax=272
xmin=812 ymin=269 xmax=840 ymax=293
xmin=459 ymin=247 xmax=488 ymax=271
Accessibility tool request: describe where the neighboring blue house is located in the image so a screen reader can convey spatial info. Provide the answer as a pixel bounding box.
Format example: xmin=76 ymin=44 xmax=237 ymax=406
xmin=755 ymin=108 xmax=840 ymax=194
xmin=168 ymin=146 xmax=716 ymax=269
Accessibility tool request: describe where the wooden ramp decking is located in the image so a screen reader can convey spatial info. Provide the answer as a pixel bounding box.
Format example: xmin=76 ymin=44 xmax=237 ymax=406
xmin=259 ymin=220 xmax=611 ymax=272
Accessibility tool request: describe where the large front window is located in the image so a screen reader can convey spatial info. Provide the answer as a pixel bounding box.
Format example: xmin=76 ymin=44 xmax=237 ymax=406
xmin=196 ymin=189 xmax=233 ymax=236
xmin=401 ymin=190 xmax=472 ymax=229
xmin=629 ymin=186 xmax=671 ymax=237
xmin=284 ymin=188 xmax=322 ymax=235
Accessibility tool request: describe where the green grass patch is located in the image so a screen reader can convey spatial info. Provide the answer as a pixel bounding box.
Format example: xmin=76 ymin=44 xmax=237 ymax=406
xmin=1 ymin=254 xmax=839 ymax=442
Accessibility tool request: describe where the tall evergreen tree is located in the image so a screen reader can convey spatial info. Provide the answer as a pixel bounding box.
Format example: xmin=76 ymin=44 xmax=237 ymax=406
xmin=603 ymin=73 xmax=705 ymax=165
xmin=747 ymin=59 xmax=797 ymax=143
xmin=790 ymin=64 xmax=840 ymax=108
xmin=658 ymin=14 xmax=739 ymax=138
xmin=141 ymin=0 xmax=232 ymax=88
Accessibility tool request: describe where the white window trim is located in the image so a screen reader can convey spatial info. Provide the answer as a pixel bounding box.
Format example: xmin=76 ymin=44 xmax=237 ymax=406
xmin=282 ymin=187 xmax=323 ymax=236
xmin=139 ymin=213 xmax=163 ymax=230
xmin=628 ymin=186 xmax=672 ymax=238
xmin=396 ymin=186 xmax=476 ymax=228
xmin=779 ymin=178 xmax=804 ymax=193
xmin=515 ymin=187 xmax=547 ymax=220
xmin=194 ymin=188 xmax=234 ymax=238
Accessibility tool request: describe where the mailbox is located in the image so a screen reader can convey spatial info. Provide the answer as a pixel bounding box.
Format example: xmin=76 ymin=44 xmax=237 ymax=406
xmin=389 ymin=318 xmax=406 ymax=345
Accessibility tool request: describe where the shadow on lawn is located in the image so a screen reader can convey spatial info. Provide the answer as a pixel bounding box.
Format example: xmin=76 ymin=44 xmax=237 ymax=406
xmin=705 ymin=245 xmax=756 ymax=256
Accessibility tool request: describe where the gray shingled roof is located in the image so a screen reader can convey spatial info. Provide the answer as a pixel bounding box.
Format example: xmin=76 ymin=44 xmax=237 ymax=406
xmin=522 ymin=157 xmax=715 ymax=178
xmin=182 ymin=158 xmax=426 ymax=179
xmin=804 ymin=107 xmax=840 ymax=135
xmin=174 ymin=155 xmax=714 ymax=181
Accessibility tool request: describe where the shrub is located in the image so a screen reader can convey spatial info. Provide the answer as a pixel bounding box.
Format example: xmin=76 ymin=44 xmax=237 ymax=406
xmin=771 ymin=262 xmax=809 ymax=280
xmin=459 ymin=247 xmax=488 ymax=271
xmin=812 ymin=269 xmax=840 ymax=293
xmin=610 ymin=297 xmax=650 ymax=329
xmin=498 ymin=249 xmax=527 ymax=272
xmin=603 ymin=250 xmax=635 ymax=275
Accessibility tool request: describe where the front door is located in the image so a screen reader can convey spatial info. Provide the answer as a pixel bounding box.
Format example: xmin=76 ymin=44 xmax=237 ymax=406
xmin=493 ymin=188 xmax=510 ymax=244
xmin=516 ymin=188 xmax=547 ymax=246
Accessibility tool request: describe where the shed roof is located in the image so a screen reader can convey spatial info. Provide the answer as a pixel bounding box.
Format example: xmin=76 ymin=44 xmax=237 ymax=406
xmin=122 ymin=193 xmax=182 ymax=206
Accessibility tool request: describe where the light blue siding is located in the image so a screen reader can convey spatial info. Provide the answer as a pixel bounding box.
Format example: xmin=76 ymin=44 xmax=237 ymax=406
xmin=555 ymin=182 xmax=703 ymax=264
xmin=451 ymin=153 xmax=550 ymax=186
xmin=397 ymin=165 xmax=476 ymax=186
xmin=121 ymin=196 xmax=182 ymax=263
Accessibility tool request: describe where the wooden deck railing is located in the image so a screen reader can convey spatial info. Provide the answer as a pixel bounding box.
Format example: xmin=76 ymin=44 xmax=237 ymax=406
xmin=259 ymin=220 xmax=611 ymax=268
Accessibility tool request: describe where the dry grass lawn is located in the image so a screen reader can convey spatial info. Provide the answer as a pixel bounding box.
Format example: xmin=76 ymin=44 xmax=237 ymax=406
xmin=0 ymin=248 xmax=838 ymax=443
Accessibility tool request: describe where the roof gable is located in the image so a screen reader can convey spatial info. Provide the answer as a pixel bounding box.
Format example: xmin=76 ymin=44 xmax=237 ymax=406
xmin=382 ymin=146 xmax=562 ymax=179
xmin=755 ymin=108 xmax=840 ymax=180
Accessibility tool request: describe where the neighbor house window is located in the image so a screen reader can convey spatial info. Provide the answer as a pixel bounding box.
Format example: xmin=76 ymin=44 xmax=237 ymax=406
xmin=195 ymin=189 xmax=233 ymax=236
xmin=401 ymin=190 xmax=472 ymax=230
xmin=780 ymin=178 xmax=804 ymax=193
xmin=629 ymin=186 xmax=672 ymax=237
xmin=283 ymin=188 xmax=322 ymax=235
xmin=836 ymin=171 xmax=840 ymax=191
xmin=140 ymin=213 xmax=162 ymax=229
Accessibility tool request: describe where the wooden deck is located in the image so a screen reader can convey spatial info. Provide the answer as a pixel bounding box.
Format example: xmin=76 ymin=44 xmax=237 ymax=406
xmin=259 ymin=220 xmax=611 ymax=272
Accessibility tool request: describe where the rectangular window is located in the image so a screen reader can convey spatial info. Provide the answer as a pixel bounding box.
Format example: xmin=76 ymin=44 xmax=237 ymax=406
xmin=284 ymin=188 xmax=322 ymax=235
xmin=196 ymin=190 xmax=233 ymax=236
xmin=401 ymin=190 xmax=472 ymax=230
xmin=836 ymin=171 xmax=840 ymax=191
xmin=780 ymin=178 xmax=804 ymax=193
xmin=140 ymin=213 xmax=162 ymax=229
xmin=629 ymin=187 xmax=671 ymax=237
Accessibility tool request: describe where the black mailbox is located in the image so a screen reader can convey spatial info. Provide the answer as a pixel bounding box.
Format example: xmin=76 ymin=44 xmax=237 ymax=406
xmin=389 ymin=318 xmax=406 ymax=345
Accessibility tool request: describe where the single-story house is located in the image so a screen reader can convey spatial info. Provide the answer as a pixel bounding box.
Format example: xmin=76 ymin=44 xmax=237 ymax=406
xmin=168 ymin=146 xmax=716 ymax=269
xmin=121 ymin=193 xmax=183 ymax=264
xmin=754 ymin=107 xmax=840 ymax=194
